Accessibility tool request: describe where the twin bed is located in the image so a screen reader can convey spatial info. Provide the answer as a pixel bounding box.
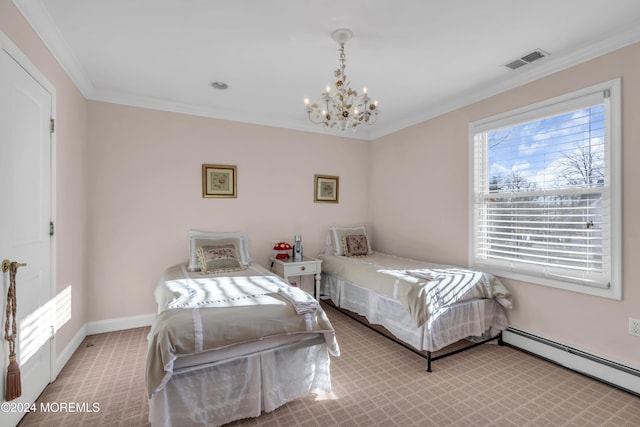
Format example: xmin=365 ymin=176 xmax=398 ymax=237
xmin=318 ymin=225 xmax=512 ymax=371
xmin=145 ymin=227 xmax=512 ymax=426
xmin=145 ymin=231 xmax=339 ymax=427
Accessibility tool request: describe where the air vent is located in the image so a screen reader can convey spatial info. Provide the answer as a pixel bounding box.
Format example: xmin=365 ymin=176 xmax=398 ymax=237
xmin=503 ymin=49 xmax=549 ymax=70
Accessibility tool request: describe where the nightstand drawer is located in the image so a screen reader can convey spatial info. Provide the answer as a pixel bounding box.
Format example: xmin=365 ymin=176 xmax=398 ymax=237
xmin=282 ymin=262 xmax=319 ymax=276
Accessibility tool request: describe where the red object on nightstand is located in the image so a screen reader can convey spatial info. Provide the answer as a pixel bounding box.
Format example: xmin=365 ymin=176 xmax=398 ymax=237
xmin=273 ymin=242 xmax=292 ymax=259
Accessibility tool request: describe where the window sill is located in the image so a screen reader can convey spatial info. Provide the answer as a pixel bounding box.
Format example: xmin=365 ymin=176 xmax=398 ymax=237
xmin=471 ymin=263 xmax=622 ymax=300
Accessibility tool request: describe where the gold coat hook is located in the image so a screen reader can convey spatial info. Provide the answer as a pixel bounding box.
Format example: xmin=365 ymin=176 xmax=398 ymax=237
xmin=2 ymin=260 xmax=27 ymax=273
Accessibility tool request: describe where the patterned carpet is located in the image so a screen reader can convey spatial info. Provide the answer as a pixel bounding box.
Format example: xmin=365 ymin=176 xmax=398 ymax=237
xmin=18 ymin=303 xmax=640 ymax=427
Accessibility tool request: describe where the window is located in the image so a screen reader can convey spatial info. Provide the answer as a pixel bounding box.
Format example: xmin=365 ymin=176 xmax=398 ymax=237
xmin=469 ymin=79 xmax=621 ymax=299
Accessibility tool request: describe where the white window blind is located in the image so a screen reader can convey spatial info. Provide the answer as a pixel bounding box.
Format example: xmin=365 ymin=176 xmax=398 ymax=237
xmin=469 ymin=80 xmax=621 ymax=298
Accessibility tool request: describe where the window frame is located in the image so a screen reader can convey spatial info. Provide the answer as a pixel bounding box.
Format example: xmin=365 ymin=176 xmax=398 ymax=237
xmin=468 ymin=79 xmax=622 ymax=300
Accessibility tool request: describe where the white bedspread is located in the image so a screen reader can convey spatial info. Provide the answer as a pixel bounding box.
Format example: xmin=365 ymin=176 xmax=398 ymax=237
xmin=146 ymin=263 xmax=339 ymax=398
xmin=155 ymin=264 xmax=281 ymax=311
xmin=318 ymin=252 xmax=512 ymax=327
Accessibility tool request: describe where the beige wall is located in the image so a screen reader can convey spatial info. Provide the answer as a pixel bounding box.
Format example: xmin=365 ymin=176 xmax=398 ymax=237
xmin=0 ymin=1 xmax=89 ymax=359
xmin=371 ymin=42 xmax=640 ymax=369
xmin=86 ymin=102 xmax=370 ymax=319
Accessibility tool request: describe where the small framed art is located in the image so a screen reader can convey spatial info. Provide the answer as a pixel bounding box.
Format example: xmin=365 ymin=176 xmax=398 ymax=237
xmin=314 ymin=174 xmax=339 ymax=203
xmin=202 ymin=164 xmax=237 ymax=198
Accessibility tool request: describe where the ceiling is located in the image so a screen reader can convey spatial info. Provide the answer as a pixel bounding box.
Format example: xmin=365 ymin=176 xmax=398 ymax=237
xmin=14 ymin=0 xmax=640 ymax=140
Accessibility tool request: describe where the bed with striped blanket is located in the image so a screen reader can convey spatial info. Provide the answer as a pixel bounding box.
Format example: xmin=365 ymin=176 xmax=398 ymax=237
xmin=146 ymin=262 xmax=339 ymax=426
xmin=318 ymin=251 xmax=512 ymax=371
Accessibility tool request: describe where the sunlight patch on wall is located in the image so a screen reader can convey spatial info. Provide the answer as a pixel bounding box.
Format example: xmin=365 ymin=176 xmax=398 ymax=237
xmin=55 ymin=285 xmax=72 ymax=331
xmin=18 ymin=285 xmax=71 ymax=365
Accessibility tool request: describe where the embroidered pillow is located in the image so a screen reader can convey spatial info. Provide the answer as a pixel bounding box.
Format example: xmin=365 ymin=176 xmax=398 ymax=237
xmin=187 ymin=230 xmax=251 ymax=271
xmin=196 ymin=244 xmax=244 ymax=274
xmin=341 ymin=234 xmax=369 ymax=257
xmin=328 ymin=225 xmax=372 ymax=255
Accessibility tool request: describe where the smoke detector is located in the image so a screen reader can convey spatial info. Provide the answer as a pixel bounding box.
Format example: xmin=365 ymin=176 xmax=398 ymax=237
xmin=503 ymin=49 xmax=549 ymax=70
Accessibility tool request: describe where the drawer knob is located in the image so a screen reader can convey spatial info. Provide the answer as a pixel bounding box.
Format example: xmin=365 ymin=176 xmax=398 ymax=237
xmin=300 ymin=266 xmax=306 ymax=271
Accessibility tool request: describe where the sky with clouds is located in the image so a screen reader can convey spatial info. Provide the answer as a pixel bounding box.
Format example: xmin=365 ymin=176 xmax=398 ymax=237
xmin=487 ymin=105 xmax=604 ymax=191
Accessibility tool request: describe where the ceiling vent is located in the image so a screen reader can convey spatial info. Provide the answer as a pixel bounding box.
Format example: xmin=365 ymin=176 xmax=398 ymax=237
xmin=503 ymin=49 xmax=549 ymax=70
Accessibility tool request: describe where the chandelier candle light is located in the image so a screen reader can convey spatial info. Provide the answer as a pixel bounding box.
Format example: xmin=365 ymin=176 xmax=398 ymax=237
xmin=304 ymin=29 xmax=378 ymax=130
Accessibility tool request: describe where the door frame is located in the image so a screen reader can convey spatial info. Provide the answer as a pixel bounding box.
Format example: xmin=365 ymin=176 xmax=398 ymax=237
xmin=0 ymin=30 xmax=57 ymax=383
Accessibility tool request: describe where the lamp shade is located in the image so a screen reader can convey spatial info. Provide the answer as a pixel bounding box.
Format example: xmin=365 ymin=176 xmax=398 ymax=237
xmin=273 ymin=242 xmax=292 ymax=259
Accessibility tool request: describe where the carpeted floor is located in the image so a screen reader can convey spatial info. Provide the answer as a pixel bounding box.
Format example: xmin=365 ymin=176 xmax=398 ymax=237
xmin=18 ymin=304 xmax=640 ymax=426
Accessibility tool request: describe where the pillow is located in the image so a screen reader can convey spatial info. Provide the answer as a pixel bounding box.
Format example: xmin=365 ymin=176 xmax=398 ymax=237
xmin=327 ymin=225 xmax=372 ymax=255
xmin=187 ymin=230 xmax=251 ymax=271
xmin=196 ymin=244 xmax=245 ymax=274
xmin=341 ymin=234 xmax=369 ymax=257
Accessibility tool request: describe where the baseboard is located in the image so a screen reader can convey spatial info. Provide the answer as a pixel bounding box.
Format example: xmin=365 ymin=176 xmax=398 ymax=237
xmin=503 ymin=327 xmax=640 ymax=396
xmin=55 ymin=313 xmax=156 ymax=378
xmin=54 ymin=324 xmax=86 ymax=378
xmin=85 ymin=313 xmax=156 ymax=335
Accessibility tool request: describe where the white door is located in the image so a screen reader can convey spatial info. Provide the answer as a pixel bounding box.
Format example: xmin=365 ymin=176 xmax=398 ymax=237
xmin=0 ymin=43 xmax=53 ymax=426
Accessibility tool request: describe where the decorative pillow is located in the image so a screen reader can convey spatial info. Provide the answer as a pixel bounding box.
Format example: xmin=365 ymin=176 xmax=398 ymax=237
xmin=196 ymin=244 xmax=245 ymax=274
xmin=341 ymin=234 xmax=369 ymax=257
xmin=327 ymin=225 xmax=372 ymax=255
xmin=187 ymin=230 xmax=251 ymax=271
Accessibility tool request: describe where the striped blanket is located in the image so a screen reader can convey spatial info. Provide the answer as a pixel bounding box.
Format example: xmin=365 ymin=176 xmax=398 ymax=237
xmin=319 ymin=252 xmax=512 ymax=327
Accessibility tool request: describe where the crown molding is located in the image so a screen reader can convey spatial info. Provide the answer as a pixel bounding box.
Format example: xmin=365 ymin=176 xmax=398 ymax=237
xmin=13 ymin=0 xmax=95 ymax=98
xmin=368 ymin=19 xmax=640 ymax=140
xmin=14 ymin=1 xmax=640 ymax=141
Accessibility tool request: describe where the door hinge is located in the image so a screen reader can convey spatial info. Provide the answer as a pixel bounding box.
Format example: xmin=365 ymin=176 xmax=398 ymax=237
xmin=50 ymin=118 xmax=55 ymax=134
xmin=50 ymin=221 xmax=55 ymax=236
xmin=50 ymin=325 xmax=55 ymax=340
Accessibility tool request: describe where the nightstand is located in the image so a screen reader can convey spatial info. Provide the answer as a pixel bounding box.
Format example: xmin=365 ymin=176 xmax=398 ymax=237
xmin=272 ymin=256 xmax=322 ymax=300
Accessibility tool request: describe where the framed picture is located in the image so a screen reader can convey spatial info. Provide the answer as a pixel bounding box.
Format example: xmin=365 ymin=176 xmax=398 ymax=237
xmin=202 ymin=164 xmax=237 ymax=198
xmin=314 ymin=174 xmax=339 ymax=203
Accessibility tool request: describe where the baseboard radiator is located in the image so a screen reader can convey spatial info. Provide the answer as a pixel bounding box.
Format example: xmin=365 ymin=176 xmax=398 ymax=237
xmin=503 ymin=327 xmax=640 ymax=397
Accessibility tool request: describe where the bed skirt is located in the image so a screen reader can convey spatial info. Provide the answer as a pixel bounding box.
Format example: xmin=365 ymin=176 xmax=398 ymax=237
xmin=149 ymin=336 xmax=331 ymax=427
xmin=322 ymin=273 xmax=508 ymax=352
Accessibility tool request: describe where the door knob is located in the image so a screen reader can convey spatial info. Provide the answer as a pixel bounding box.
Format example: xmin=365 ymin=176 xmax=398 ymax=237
xmin=1 ymin=260 xmax=27 ymax=273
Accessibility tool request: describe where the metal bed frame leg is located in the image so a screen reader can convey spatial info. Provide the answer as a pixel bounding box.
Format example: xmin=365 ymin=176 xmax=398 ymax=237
xmin=324 ymin=301 xmax=505 ymax=373
xmin=425 ymin=331 xmax=503 ymax=372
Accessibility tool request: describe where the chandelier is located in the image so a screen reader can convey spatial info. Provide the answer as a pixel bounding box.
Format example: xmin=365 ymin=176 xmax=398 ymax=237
xmin=304 ymin=29 xmax=378 ymax=131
